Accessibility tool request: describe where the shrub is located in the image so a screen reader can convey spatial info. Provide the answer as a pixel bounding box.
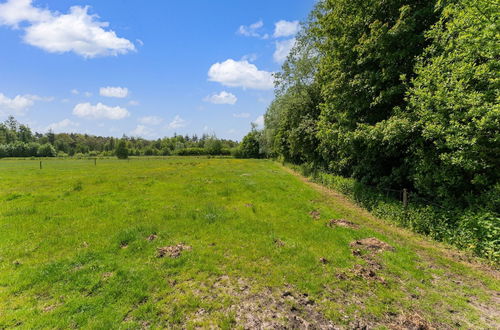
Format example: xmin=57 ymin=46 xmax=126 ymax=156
xmin=37 ymin=143 xmax=56 ymax=157
xmin=115 ymin=139 xmax=129 ymax=159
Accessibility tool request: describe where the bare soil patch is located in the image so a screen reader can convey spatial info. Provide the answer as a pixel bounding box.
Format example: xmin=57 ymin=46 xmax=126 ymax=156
xmin=391 ymin=312 xmax=434 ymax=330
xmin=157 ymin=244 xmax=191 ymax=258
xmin=327 ymin=218 xmax=359 ymax=229
xmin=309 ymin=210 xmax=321 ymax=220
xmin=274 ymin=238 xmax=285 ymax=247
xmin=346 ymin=238 xmax=394 ymax=283
xmin=350 ymin=237 xmax=393 ymax=254
xmin=190 ymin=276 xmax=338 ymax=329
xmin=146 ymin=234 xmax=157 ymax=241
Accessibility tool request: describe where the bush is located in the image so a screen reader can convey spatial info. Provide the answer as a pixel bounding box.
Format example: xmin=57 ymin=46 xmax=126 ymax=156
xmin=37 ymin=143 xmax=56 ymax=157
xmin=115 ymin=140 xmax=129 ymax=159
xmin=238 ymin=130 xmax=263 ymax=158
xmin=204 ymin=138 xmax=223 ymax=155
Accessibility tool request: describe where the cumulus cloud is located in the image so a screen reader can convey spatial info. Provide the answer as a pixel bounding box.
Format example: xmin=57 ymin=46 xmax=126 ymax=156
xmin=0 ymin=0 xmax=135 ymax=58
xmin=273 ymin=20 xmax=299 ymax=38
xmin=46 ymin=118 xmax=79 ymax=132
xmin=0 ymin=92 xmax=51 ymax=115
xmin=73 ymin=102 xmax=129 ymax=120
xmin=71 ymin=89 xmax=79 ymax=95
xmin=0 ymin=0 xmax=51 ymax=27
xmin=233 ymin=112 xmax=250 ymax=118
xmin=138 ymin=116 xmax=163 ymax=125
xmin=208 ymin=59 xmax=274 ymax=90
xmin=204 ymin=91 xmax=237 ymax=105
xmin=274 ymin=38 xmax=296 ymax=63
xmin=253 ymin=115 xmax=264 ymax=128
xmin=99 ymin=86 xmax=129 ymax=98
xmin=237 ymin=20 xmax=266 ymax=38
xmin=167 ymin=115 xmax=186 ymax=129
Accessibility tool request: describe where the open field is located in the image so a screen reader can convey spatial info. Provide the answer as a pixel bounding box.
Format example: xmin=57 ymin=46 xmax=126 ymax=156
xmin=0 ymin=157 xmax=498 ymax=328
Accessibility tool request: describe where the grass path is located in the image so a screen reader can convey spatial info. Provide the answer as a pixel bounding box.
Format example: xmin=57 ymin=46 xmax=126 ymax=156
xmin=0 ymin=157 xmax=498 ymax=328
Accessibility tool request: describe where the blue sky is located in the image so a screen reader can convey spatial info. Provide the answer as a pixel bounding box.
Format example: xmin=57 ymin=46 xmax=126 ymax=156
xmin=0 ymin=0 xmax=315 ymax=140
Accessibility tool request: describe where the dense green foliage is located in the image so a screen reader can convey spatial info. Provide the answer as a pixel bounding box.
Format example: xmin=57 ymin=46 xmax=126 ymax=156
xmin=0 ymin=158 xmax=497 ymax=327
xmin=115 ymin=139 xmax=129 ymax=159
xmin=235 ymin=127 xmax=264 ymax=158
xmin=245 ymin=0 xmax=499 ymax=259
xmin=0 ymin=116 xmax=238 ymax=158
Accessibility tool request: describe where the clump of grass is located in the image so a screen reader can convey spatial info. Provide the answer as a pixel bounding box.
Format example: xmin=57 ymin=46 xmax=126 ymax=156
xmin=73 ymin=180 xmax=83 ymax=191
xmin=203 ymin=204 xmax=227 ymax=223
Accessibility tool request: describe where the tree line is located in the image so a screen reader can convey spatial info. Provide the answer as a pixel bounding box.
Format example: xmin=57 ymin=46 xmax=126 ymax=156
xmin=0 ymin=116 xmax=239 ymax=158
xmin=241 ymin=0 xmax=498 ymax=258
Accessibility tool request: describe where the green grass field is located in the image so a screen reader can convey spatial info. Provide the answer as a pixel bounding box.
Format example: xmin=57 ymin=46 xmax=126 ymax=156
xmin=0 ymin=157 xmax=498 ymax=329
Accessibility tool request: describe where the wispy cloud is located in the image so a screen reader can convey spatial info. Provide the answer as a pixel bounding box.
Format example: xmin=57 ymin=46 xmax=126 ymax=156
xmin=273 ymin=20 xmax=299 ymax=38
xmin=166 ymin=115 xmax=186 ymax=129
xmin=204 ymin=91 xmax=238 ymax=105
xmin=100 ymin=86 xmax=129 ymax=98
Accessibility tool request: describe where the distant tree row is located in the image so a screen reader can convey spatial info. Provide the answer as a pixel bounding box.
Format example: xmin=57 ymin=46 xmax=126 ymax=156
xmin=0 ymin=116 xmax=239 ymax=158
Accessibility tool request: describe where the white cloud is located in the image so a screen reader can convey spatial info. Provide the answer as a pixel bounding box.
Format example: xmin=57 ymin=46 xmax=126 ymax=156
xmin=0 ymin=92 xmax=51 ymax=115
xmin=0 ymin=0 xmax=52 ymax=27
xmin=274 ymin=38 xmax=296 ymax=63
xmin=0 ymin=1 xmax=135 ymax=58
xmin=46 ymin=118 xmax=79 ymax=132
xmin=84 ymin=91 xmax=92 ymax=97
xmin=167 ymin=115 xmax=186 ymax=129
xmin=273 ymin=20 xmax=300 ymax=38
xmin=138 ymin=116 xmax=163 ymax=125
xmin=71 ymin=89 xmax=79 ymax=95
xmin=131 ymin=124 xmax=155 ymax=138
xmin=128 ymin=100 xmax=140 ymax=106
xmin=100 ymin=86 xmax=129 ymax=98
xmin=241 ymin=53 xmax=258 ymax=62
xmin=253 ymin=115 xmax=264 ymax=128
xmin=208 ymin=59 xmax=274 ymax=90
xmin=233 ymin=112 xmax=250 ymax=118
xmin=204 ymin=91 xmax=237 ymax=105
xmin=73 ymin=102 xmax=129 ymax=120
xmin=237 ymin=20 xmax=263 ymax=37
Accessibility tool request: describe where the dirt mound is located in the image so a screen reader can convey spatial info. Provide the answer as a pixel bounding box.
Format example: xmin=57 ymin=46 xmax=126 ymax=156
xmin=157 ymin=244 xmax=191 ymax=258
xmin=274 ymin=238 xmax=285 ymax=247
xmin=350 ymin=237 xmax=393 ymax=253
xmin=347 ymin=238 xmax=394 ymax=283
xmin=327 ymin=219 xmax=359 ymax=229
xmin=309 ymin=210 xmax=321 ymax=220
xmin=391 ymin=313 xmax=434 ymax=330
xmin=146 ymin=234 xmax=157 ymax=241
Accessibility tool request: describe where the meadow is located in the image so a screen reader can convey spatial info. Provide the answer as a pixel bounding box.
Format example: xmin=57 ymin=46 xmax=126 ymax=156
xmin=0 ymin=157 xmax=498 ymax=329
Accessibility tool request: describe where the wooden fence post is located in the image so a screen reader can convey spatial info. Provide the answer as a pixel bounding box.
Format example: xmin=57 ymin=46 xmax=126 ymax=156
xmin=39 ymin=161 xmax=42 ymax=169
xmin=94 ymin=158 xmax=97 ymax=166
xmin=403 ymin=188 xmax=408 ymax=209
